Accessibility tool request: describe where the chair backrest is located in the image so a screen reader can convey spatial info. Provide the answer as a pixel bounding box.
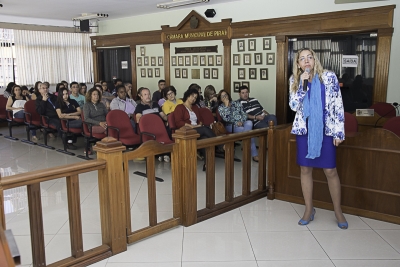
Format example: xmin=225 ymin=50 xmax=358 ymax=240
xmin=139 ymin=113 xmax=173 ymax=144
xmin=106 ymin=110 xmax=141 ymax=146
xmin=370 ymin=102 xmax=396 ymax=118
xmin=199 ymin=107 xmax=215 ymax=126
xmin=383 ymin=116 xmax=400 ymax=137
xmin=24 ymin=100 xmax=41 ymax=126
xmin=168 ymin=112 xmax=177 ymax=134
xmin=80 ymin=111 xmax=90 ymax=136
xmin=0 ymin=97 xmax=7 ymax=119
xmin=344 ymin=112 xmax=358 ymax=134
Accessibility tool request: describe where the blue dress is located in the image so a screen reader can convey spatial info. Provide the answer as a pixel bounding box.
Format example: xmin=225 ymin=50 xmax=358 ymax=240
xmin=296 ymin=83 xmax=336 ymax=168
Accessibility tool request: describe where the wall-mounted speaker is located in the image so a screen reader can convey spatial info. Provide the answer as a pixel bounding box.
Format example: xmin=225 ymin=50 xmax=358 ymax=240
xmin=205 ymin=9 xmax=216 ymax=18
xmin=80 ymin=20 xmax=90 ymax=32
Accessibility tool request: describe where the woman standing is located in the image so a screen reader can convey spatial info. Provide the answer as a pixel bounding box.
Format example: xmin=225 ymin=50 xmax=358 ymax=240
xmin=162 ymin=86 xmax=183 ymax=115
xmin=289 ymin=48 xmax=347 ymax=229
xmin=217 ymin=90 xmax=258 ymax=162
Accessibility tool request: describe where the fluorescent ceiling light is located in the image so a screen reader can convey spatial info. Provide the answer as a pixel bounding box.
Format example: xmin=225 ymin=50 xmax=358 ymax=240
xmin=72 ymin=13 xmax=109 ymax=21
xmin=157 ymin=0 xmax=209 ymax=9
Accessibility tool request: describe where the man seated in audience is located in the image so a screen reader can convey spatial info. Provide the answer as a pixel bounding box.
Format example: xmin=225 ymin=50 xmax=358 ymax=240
xmin=135 ymin=87 xmax=168 ymax=124
xmin=238 ymin=85 xmax=277 ymax=129
xmin=111 ymin=78 xmax=123 ymax=97
xmin=110 ymin=85 xmax=137 ymax=131
xmin=152 ymin=79 xmax=166 ymax=103
xmin=35 ymin=82 xmax=61 ymax=138
xmin=69 ymin=81 xmax=86 ymax=109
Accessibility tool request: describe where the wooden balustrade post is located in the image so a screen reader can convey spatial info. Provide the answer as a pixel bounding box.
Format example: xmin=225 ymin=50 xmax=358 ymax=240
xmin=93 ymin=137 xmax=127 ymax=255
xmin=172 ymin=126 xmax=200 ymax=227
xmin=267 ymin=121 xmax=276 ymax=200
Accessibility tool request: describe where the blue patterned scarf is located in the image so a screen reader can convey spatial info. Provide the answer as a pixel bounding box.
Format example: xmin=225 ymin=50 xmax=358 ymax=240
xmin=303 ymin=74 xmax=323 ymax=159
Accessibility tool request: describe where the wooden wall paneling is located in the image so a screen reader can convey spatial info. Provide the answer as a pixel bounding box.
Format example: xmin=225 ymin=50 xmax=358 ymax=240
xmin=373 ymin=28 xmax=394 ymax=103
xmin=130 ymin=45 xmax=138 ymax=97
xmin=275 ymin=36 xmax=288 ymax=124
xmin=163 ymin=43 xmax=171 ymax=85
xmin=223 ymin=39 xmax=231 ymax=94
xmin=91 ymin=30 xmax=162 ymax=47
xmin=92 ymin=47 xmax=99 ymax=83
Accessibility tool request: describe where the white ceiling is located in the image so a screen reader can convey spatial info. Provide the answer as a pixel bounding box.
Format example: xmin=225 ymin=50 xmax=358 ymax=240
xmin=0 ymin=0 xmax=240 ymax=22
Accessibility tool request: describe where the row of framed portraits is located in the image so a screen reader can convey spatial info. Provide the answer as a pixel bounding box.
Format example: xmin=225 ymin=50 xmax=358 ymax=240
xmin=173 ymin=68 xmax=219 ymax=79
xmin=171 ymin=55 xmax=223 ymax=67
xmin=237 ymin=38 xmax=272 ymax=52
xmin=233 ymin=81 xmax=251 ymax=92
xmin=237 ymin=68 xmax=269 ymax=80
xmin=233 ymin=53 xmax=275 ymax=66
xmin=137 ymin=56 xmax=163 ymax=67
xmin=140 ymin=68 xmax=162 ymax=78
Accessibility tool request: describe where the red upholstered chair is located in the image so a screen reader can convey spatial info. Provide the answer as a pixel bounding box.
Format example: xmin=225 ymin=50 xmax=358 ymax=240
xmin=22 ymin=100 xmax=42 ymax=145
xmin=40 ymin=115 xmax=58 ymax=148
xmin=5 ymin=108 xmax=25 ymax=141
xmin=344 ymin=112 xmax=358 ymax=135
xmin=167 ymin=111 xmax=177 ymax=136
xmin=370 ymin=102 xmax=396 ymax=118
xmin=0 ymin=97 xmax=7 ymax=136
xmin=106 ymin=110 xmax=141 ymax=149
xmin=57 ymin=119 xmax=82 ymax=156
xmin=78 ymin=111 xmax=107 ymax=159
xmin=383 ymin=117 xmax=400 ymax=137
xmin=199 ymin=107 xmax=215 ymax=126
xmin=139 ymin=114 xmax=173 ymax=145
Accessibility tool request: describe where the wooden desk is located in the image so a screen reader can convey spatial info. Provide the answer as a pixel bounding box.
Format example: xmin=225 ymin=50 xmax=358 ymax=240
xmin=355 ymin=112 xmax=389 ymax=132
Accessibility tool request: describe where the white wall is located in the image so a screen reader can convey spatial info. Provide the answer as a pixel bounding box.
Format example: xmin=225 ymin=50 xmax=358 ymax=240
xmin=98 ymin=0 xmax=400 ymax=105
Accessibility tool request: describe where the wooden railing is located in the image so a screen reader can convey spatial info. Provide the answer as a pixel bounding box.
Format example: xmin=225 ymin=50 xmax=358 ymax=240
xmin=0 ymin=224 xmax=15 ymax=267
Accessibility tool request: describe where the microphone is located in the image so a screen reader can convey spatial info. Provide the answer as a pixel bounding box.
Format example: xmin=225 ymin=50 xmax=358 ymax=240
xmin=374 ymin=102 xmax=399 ymax=128
xmin=303 ymin=67 xmax=310 ymax=91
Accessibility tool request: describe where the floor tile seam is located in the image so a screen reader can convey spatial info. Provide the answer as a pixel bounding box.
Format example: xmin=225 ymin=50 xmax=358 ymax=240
xmin=129 ymin=178 xmax=146 ymax=209
xmin=372 ymin=228 xmax=400 ymax=255
xmin=358 ymin=216 xmax=397 ymax=230
xmin=308 ymin=229 xmax=334 ymax=263
xmin=238 ymin=207 xmax=258 ymax=262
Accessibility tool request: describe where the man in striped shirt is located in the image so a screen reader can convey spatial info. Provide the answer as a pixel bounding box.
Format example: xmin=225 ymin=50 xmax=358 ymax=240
xmin=238 ymin=85 xmax=277 ymax=129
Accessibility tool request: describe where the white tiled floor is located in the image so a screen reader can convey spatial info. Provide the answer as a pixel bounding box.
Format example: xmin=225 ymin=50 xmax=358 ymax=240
xmin=1 ymin=128 xmax=400 ymax=267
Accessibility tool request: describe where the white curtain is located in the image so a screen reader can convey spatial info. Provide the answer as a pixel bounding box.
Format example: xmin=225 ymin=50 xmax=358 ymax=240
xmin=356 ymin=39 xmax=376 ymax=79
xmin=0 ymin=29 xmax=15 ymax=89
xmin=14 ymin=30 xmax=93 ymax=86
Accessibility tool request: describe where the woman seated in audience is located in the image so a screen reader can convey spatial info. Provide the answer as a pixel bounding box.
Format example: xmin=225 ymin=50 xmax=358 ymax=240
xmin=101 ymin=81 xmax=115 ymax=107
xmin=162 ymin=86 xmax=183 ymax=115
xmin=158 ymin=88 xmax=167 ymax=107
xmin=188 ymin=83 xmax=205 ymax=108
xmin=217 ymin=90 xmax=259 ymax=162
xmin=21 ymin=86 xmax=35 ymax=100
xmin=174 ymin=87 xmax=217 ymax=171
xmin=33 ymin=81 xmax=42 ymax=98
xmin=79 ymin=83 xmax=87 ymax=96
xmin=110 ymin=85 xmax=137 ymax=131
xmin=83 ymin=87 xmax=108 ymax=133
xmin=6 ymin=84 xmax=38 ymax=141
xmin=204 ymin=85 xmax=219 ymax=113
xmin=55 ymin=88 xmax=82 ymax=150
xmin=3 ymin=82 xmax=15 ymax=98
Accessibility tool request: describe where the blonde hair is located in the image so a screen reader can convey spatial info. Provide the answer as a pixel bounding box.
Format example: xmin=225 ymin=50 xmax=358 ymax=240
xmin=290 ymin=48 xmax=325 ymax=93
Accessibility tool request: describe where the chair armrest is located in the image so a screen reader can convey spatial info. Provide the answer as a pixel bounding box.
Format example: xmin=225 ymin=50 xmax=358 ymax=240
xmin=107 ymin=126 xmax=120 ymax=140
xmin=140 ymin=132 xmax=156 ymax=143
xmin=24 ymin=111 xmax=33 ymax=124
xmin=60 ymin=118 xmax=70 ymax=132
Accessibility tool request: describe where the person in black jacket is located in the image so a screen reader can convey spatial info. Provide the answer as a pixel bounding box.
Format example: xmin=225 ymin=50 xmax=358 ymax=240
xmin=35 ymin=82 xmax=61 ymax=138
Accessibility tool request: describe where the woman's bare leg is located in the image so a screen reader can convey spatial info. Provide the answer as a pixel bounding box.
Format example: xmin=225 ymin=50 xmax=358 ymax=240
xmin=300 ymin=166 xmax=314 ymax=220
xmin=323 ymin=168 xmax=346 ymax=223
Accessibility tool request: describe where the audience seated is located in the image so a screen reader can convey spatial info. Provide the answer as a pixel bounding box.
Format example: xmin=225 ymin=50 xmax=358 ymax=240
xmin=124 ymin=82 xmax=133 ymax=99
xmin=35 ymin=82 xmax=60 ymax=138
xmin=100 ymin=81 xmax=114 ymax=109
xmin=111 ymin=78 xmax=123 ymax=97
xmin=21 ymin=86 xmax=34 ymax=100
xmin=110 ymin=85 xmax=137 ymax=131
xmin=217 ymin=89 xmax=258 ymax=162
xmin=188 ymin=83 xmax=205 ymax=108
xmin=204 ymin=85 xmax=219 ymax=113
xmin=162 ymin=86 xmax=183 ymax=115
xmin=55 ymin=88 xmax=82 ymax=150
xmin=135 ymin=87 xmax=168 ymax=124
xmin=69 ymin=82 xmax=86 ymax=109
xmin=79 ymin=83 xmax=87 ymax=96
xmin=158 ymin=87 xmax=167 ymax=107
xmin=152 ymin=79 xmax=167 ymax=103
xmin=3 ymin=82 xmax=15 ymax=99
xmin=83 ymin=88 xmax=108 ymax=135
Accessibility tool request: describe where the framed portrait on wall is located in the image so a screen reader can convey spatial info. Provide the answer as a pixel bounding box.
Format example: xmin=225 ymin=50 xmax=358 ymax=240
xmin=158 ymin=56 xmax=163 ymax=66
xmin=208 ymin=55 xmax=214 ymax=66
xmin=255 ymin=53 xmax=262 ymax=65
xmin=211 ymin=68 xmax=218 ymax=79
xmin=185 ymin=56 xmax=191 ymax=66
xmin=204 ymin=68 xmax=210 ymax=79
xmin=237 ymin=40 xmax=245 ymax=52
xmin=140 ymin=68 xmax=146 ymax=78
xmin=191 ymin=69 xmax=200 ymax=79
xmin=192 ymin=55 xmax=198 ymax=66
xmin=171 ymin=56 xmax=177 ymax=66
xmin=140 ymin=46 xmax=145 ymax=56
xmin=233 ymin=54 xmax=240 ymax=65
xmin=155 ymin=68 xmax=160 ymax=77
xmin=263 ymin=38 xmax=271 ymax=50
xmin=175 ymin=68 xmax=181 ymax=78
xmin=137 ymin=57 xmax=142 ymax=66
xmin=248 ymin=39 xmax=256 ymax=51
xmin=267 ymin=53 xmax=275 ymax=65
xmin=182 ymin=68 xmax=188 ymax=78
xmin=243 ymin=54 xmax=251 ymax=65
xmin=238 ymin=68 xmax=245 ymax=80
xmin=260 ymin=68 xmax=268 ymax=80
xmin=144 ymin=56 xmax=149 ymax=66
xmin=200 ymin=55 xmax=206 ymax=66
xmin=249 ymin=68 xmax=257 ymax=80
xmin=233 ymin=82 xmax=241 ymax=92
xmin=178 ymin=56 xmax=184 ymax=66
xmin=242 ymin=81 xmax=250 ymax=90
xmin=216 ymin=55 xmax=223 ymax=66
xmin=148 ymin=68 xmax=153 ymax=78
xmin=151 ymin=57 xmax=156 ymax=66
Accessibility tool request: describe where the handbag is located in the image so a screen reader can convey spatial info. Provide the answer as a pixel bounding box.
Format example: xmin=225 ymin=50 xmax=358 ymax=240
xmin=210 ymin=121 xmax=227 ymax=136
